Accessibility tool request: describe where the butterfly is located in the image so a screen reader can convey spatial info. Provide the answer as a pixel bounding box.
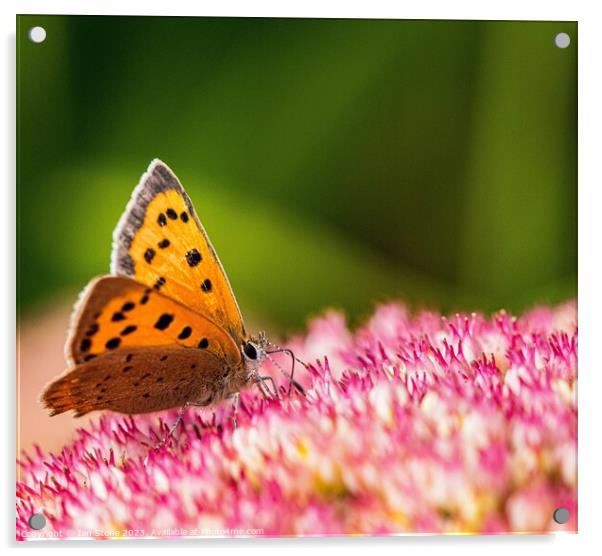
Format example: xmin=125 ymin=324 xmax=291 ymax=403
xmin=41 ymin=160 xmax=298 ymax=421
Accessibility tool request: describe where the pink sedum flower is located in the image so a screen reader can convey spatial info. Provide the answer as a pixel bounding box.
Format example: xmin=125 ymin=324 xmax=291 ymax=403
xmin=17 ymin=301 xmax=577 ymax=539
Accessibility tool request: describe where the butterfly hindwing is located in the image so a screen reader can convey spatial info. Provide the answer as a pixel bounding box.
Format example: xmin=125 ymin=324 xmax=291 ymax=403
xmin=66 ymin=275 xmax=242 ymax=368
xmin=43 ymin=347 xmax=231 ymax=416
xmin=111 ymin=160 xmax=246 ymax=344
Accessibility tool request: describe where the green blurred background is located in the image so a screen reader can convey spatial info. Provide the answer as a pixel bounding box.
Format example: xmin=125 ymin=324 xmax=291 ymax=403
xmin=17 ymin=16 xmax=577 ymax=333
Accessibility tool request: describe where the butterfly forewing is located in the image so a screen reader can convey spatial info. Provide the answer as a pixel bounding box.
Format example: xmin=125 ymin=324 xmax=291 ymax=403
xmin=67 ymin=275 xmax=242 ymax=367
xmin=110 ymin=160 xmax=247 ymax=344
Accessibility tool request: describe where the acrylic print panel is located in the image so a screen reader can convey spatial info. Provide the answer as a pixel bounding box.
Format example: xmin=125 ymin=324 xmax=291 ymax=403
xmin=16 ymin=15 xmax=577 ymax=539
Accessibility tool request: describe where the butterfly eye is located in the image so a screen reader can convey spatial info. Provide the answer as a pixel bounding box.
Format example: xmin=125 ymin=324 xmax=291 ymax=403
xmin=243 ymin=342 xmax=258 ymax=361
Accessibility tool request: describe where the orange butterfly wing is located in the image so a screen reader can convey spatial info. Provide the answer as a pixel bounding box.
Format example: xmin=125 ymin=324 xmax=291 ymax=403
xmin=66 ymin=275 xmax=242 ymax=368
xmin=110 ymin=159 xmax=246 ymax=344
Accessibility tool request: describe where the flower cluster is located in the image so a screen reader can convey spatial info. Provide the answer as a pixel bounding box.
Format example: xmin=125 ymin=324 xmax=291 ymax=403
xmin=17 ymin=301 xmax=577 ymax=539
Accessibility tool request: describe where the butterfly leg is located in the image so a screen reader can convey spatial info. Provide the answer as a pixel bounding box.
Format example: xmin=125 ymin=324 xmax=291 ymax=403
xmin=255 ymin=379 xmax=271 ymax=400
xmin=257 ymin=375 xmax=279 ymax=399
xmin=155 ymin=401 xmax=190 ymax=449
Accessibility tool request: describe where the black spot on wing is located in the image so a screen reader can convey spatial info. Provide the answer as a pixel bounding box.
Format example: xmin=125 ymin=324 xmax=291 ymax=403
xmin=106 ymin=338 xmax=121 ymax=350
xmin=178 ymin=326 xmax=192 ymax=340
xmin=166 ymin=208 xmax=177 ymax=220
xmin=153 ymin=277 xmax=166 ymax=291
xmin=158 ymin=239 xmax=170 ymax=249
xmin=120 ymin=325 xmax=137 ymax=336
xmin=154 ymin=313 xmax=174 ymax=330
xmin=144 ymin=248 xmax=156 ymax=264
xmin=201 ymin=279 xmax=212 ymax=292
xmin=198 ymin=338 xmax=209 ymax=349
xmin=80 ymin=338 xmax=91 ymax=352
xmin=185 ymin=249 xmax=202 ymax=267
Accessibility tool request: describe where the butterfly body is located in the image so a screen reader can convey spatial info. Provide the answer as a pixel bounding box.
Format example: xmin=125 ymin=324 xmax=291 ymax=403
xmin=42 ymin=160 xmax=267 ymax=417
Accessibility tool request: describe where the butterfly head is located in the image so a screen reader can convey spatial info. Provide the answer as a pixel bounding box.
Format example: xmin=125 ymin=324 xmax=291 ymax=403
xmin=241 ymin=333 xmax=268 ymax=372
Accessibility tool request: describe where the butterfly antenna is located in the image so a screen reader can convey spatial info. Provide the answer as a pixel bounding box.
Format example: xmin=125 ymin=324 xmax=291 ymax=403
xmin=264 ymin=352 xmax=289 ymax=396
xmin=265 ymin=346 xmax=306 ymax=397
xmin=266 ymin=340 xmax=309 ymax=371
